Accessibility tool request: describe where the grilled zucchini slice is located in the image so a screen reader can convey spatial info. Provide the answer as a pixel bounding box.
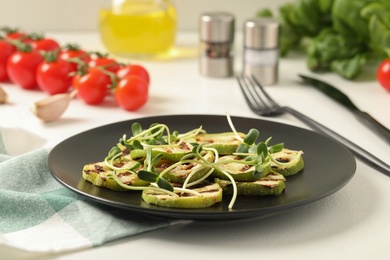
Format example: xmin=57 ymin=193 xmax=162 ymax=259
xmin=164 ymin=151 xmax=215 ymax=183
xmin=215 ymin=173 xmax=286 ymax=196
xmin=142 ymin=182 xmax=223 ymax=208
xmin=82 ymin=161 xmax=149 ymax=191
xmin=270 ymin=148 xmax=304 ymax=176
xmin=195 ymin=132 xmax=245 ymax=155
xmin=212 ymin=155 xmax=271 ymax=181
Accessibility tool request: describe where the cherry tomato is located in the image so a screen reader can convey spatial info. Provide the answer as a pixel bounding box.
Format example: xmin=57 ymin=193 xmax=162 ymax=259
xmin=117 ymin=64 xmax=150 ymax=86
xmin=377 ymin=58 xmax=390 ymax=92
xmin=0 ymin=39 xmax=17 ymax=81
xmin=7 ymin=32 xmax=26 ymax=41
xmin=72 ymin=68 xmax=111 ymax=104
xmin=115 ymin=75 xmax=148 ymax=111
xmin=28 ymin=34 xmax=60 ymax=52
xmin=89 ymin=56 xmax=120 ymax=73
xmin=32 ymin=38 xmax=60 ymax=52
xmin=58 ymin=44 xmax=91 ymax=72
xmin=7 ymin=44 xmax=43 ymax=89
xmin=36 ymin=55 xmax=74 ymax=95
xmin=1 ymin=27 xmax=26 ymax=40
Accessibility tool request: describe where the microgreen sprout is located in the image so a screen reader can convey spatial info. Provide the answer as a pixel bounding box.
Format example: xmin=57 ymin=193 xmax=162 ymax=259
xmin=131 ymin=122 xmax=142 ymax=136
xmin=104 ymin=114 xmax=288 ymax=210
xmin=182 ymin=146 xmax=217 ymax=189
xmin=122 ymin=122 xmax=204 ymax=150
xmin=226 ymin=113 xmax=244 ymax=141
xmin=110 ymin=172 xmax=179 ymax=196
xmin=136 ymin=148 xmax=174 ymax=191
xmin=104 ymin=145 xmax=141 ymax=171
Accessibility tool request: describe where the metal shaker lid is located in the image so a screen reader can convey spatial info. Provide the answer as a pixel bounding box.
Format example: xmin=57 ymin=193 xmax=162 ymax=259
xmin=200 ymin=12 xmax=235 ymax=43
xmin=244 ymin=18 xmax=280 ymax=49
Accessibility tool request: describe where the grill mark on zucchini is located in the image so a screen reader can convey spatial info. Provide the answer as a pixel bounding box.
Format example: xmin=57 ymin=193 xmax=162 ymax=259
xmin=82 ymin=118 xmax=304 ymax=209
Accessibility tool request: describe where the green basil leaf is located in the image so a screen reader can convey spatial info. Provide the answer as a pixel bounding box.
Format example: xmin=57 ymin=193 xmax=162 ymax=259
xmin=256 ymin=8 xmax=273 ymax=18
xmin=330 ymin=54 xmax=366 ymax=79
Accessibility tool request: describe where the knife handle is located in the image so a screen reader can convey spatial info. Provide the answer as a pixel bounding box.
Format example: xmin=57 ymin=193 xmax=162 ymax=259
xmin=354 ymin=111 xmax=390 ymax=145
xmin=284 ymin=107 xmax=390 ymax=177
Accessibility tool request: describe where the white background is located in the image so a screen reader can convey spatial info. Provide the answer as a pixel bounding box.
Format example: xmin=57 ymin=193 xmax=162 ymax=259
xmin=2 ymin=2 xmax=390 ymax=259
xmin=0 ymin=0 xmax=290 ymax=31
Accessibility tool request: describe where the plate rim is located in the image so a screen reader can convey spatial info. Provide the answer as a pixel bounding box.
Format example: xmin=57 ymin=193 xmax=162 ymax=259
xmin=48 ymin=114 xmax=356 ymax=220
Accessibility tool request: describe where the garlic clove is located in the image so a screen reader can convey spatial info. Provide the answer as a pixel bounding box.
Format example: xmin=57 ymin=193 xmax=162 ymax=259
xmin=31 ymin=91 xmax=76 ymax=122
xmin=0 ymin=86 xmax=8 ymax=104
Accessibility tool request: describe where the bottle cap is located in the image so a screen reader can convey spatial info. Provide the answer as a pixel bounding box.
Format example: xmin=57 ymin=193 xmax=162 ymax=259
xmin=199 ymin=12 xmax=235 ymax=43
xmin=244 ymin=17 xmax=279 ymax=49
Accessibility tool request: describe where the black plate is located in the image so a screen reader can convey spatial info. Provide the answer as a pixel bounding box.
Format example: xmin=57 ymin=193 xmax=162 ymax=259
xmin=48 ymin=115 xmax=356 ymax=220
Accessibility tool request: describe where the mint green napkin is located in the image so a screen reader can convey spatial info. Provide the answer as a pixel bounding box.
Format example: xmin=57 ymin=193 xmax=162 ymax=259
xmin=0 ymin=127 xmax=177 ymax=253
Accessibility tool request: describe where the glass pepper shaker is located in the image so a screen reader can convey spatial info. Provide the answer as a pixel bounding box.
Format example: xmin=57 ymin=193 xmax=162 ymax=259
xmin=199 ymin=12 xmax=235 ymax=77
xmin=243 ymin=17 xmax=280 ymax=85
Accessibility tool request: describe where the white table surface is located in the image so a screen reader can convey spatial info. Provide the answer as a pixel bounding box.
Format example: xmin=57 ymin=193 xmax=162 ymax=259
xmin=1 ymin=31 xmax=390 ymax=260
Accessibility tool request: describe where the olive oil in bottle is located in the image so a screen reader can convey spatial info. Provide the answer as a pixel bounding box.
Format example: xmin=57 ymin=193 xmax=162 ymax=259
xmin=99 ymin=0 xmax=177 ymax=58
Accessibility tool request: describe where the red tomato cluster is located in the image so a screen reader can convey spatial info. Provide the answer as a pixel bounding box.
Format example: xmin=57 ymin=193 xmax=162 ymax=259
xmin=0 ymin=27 xmax=150 ymax=111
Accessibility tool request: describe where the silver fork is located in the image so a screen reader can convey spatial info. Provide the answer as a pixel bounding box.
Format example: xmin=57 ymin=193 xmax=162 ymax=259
xmin=237 ymin=75 xmax=390 ymax=177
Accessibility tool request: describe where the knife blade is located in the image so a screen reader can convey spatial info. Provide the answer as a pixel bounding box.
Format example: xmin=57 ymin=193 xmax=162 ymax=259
xmin=299 ymin=74 xmax=390 ymax=144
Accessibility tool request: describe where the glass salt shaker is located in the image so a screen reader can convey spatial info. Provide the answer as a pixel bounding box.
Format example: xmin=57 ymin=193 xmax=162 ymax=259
xmin=199 ymin=12 xmax=235 ymax=77
xmin=243 ymin=17 xmax=280 ymax=85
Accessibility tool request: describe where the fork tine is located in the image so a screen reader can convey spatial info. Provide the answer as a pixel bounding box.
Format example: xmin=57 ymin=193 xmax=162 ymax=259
xmin=250 ymin=75 xmax=281 ymax=109
xmin=237 ymin=76 xmax=257 ymax=113
xmin=238 ymin=76 xmax=269 ymax=112
xmin=238 ymin=75 xmax=282 ymax=116
xmin=245 ymin=76 xmax=274 ymax=111
xmin=240 ymin=77 xmax=390 ymax=177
